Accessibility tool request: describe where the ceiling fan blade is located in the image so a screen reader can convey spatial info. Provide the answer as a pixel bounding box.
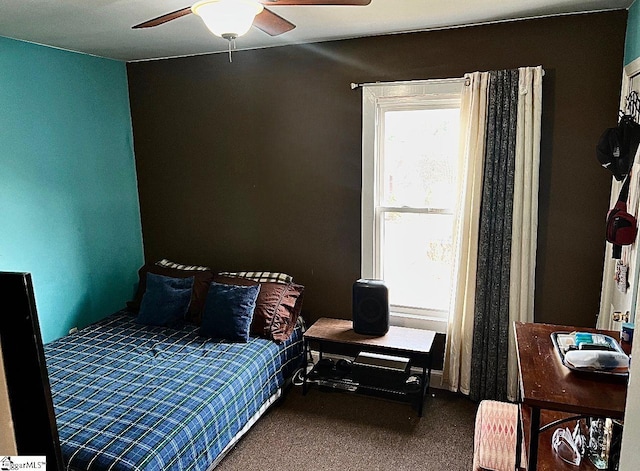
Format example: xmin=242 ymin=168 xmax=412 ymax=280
xmin=132 ymin=7 xmax=193 ymax=29
xmin=260 ymin=0 xmax=371 ymax=5
xmin=253 ymin=8 xmax=296 ymax=36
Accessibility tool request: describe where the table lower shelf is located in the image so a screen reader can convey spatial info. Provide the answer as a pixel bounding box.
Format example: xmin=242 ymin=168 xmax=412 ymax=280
xmin=303 ymin=365 xmax=429 ymax=415
xmin=520 ymin=406 xmax=622 ymax=471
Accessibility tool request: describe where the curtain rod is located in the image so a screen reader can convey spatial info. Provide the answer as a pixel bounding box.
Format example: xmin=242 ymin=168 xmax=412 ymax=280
xmin=350 ymin=77 xmax=465 ymax=90
xmin=351 ymin=68 xmax=545 ymax=90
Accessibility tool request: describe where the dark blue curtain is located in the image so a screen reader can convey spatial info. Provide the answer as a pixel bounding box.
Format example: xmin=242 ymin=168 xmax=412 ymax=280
xmin=469 ymin=69 xmax=519 ymax=402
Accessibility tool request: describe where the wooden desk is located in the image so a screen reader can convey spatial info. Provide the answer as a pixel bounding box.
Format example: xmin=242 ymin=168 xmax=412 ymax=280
xmin=514 ymin=322 xmax=628 ymax=471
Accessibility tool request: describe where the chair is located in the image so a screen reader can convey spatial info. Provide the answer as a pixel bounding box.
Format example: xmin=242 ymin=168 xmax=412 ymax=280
xmin=473 ymin=400 xmax=524 ymax=471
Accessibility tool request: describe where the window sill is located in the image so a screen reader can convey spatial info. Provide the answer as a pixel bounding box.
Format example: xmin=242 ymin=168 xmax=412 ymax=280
xmin=389 ymin=311 xmax=448 ymax=334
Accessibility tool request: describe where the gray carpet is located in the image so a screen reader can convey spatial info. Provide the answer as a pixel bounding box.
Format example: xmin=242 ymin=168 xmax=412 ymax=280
xmin=216 ymin=386 xmax=478 ymax=471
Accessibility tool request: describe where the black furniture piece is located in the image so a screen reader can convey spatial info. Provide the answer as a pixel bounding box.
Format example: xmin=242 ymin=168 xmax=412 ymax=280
xmin=303 ymin=317 xmax=435 ymax=417
xmin=0 ymin=272 xmax=64 ymax=469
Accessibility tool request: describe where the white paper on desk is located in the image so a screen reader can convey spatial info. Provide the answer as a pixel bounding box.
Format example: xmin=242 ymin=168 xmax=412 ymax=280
xmin=564 ymin=350 xmax=629 ymax=371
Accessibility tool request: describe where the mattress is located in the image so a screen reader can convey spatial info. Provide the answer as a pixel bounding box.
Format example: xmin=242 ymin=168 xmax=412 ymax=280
xmin=44 ymin=311 xmax=303 ymax=471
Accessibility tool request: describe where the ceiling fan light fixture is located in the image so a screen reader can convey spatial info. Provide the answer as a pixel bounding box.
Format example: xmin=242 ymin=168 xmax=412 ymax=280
xmin=192 ymin=0 xmax=264 ymax=40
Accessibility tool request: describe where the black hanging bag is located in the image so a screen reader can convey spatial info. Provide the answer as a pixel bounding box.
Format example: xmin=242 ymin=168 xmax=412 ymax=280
xmin=596 ymin=114 xmax=640 ymax=181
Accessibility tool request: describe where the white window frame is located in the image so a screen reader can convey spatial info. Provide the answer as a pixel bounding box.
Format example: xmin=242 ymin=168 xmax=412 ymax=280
xmin=361 ymin=79 xmax=465 ymax=332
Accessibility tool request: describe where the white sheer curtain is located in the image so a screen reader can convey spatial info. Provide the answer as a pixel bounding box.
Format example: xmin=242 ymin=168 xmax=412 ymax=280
xmin=443 ymin=66 xmax=542 ymax=400
xmin=443 ymin=71 xmax=490 ymax=395
xmin=507 ymin=65 xmax=543 ymax=400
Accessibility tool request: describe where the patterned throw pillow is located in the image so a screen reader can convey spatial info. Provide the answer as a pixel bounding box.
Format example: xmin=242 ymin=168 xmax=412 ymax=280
xmin=216 ymin=271 xmax=293 ymax=284
xmin=156 ymin=259 xmax=210 ymax=271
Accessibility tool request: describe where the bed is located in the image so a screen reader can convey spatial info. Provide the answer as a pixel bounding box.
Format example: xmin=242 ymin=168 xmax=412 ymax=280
xmin=44 ymin=261 xmax=305 ymax=471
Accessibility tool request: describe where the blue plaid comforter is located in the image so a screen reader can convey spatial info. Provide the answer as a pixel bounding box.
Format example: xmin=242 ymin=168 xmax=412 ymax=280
xmin=44 ymin=311 xmax=304 ymax=471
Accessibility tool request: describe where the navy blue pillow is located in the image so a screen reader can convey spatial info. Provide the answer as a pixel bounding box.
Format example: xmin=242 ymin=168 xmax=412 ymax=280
xmin=136 ymin=273 xmax=194 ymax=328
xmin=200 ymin=281 xmax=260 ymax=342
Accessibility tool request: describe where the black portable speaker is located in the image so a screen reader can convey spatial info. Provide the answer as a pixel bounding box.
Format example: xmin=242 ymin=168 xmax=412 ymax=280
xmin=352 ymin=279 xmax=389 ymax=336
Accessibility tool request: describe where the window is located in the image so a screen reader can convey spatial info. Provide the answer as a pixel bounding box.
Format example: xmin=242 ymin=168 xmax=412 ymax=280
xmin=361 ymin=79 xmax=465 ymax=332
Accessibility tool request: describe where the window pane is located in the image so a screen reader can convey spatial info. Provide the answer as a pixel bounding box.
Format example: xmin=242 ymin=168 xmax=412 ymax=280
xmin=381 ymin=212 xmax=454 ymax=312
xmin=382 ymin=108 xmax=460 ymax=209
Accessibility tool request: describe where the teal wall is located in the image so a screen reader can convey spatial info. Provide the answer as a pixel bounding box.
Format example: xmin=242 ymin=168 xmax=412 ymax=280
xmin=0 ymin=37 xmax=144 ymax=343
xmin=626 ymin=1 xmax=640 ymax=64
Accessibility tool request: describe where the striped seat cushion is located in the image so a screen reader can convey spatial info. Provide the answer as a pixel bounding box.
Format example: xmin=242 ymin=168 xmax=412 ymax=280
xmin=473 ymin=400 xmax=522 ymax=471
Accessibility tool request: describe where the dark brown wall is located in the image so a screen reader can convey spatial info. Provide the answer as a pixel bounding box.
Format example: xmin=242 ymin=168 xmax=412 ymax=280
xmin=127 ymin=11 xmax=627 ymax=329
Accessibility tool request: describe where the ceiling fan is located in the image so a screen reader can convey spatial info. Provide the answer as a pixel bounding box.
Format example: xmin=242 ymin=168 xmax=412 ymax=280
xmin=133 ymin=0 xmax=372 ymax=40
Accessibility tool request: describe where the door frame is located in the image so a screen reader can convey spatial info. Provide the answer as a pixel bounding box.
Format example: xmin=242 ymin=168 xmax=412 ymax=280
xmin=598 ymin=56 xmax=640 ymax=330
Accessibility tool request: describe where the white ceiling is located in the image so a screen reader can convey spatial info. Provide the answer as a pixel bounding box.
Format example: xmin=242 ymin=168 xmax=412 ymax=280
xmin=0 ymin=0 xmax=632 ymax=62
